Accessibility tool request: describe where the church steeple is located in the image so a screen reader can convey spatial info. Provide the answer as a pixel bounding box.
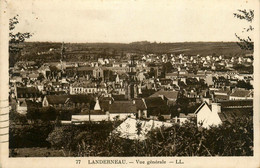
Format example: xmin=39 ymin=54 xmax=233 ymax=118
xmin=128 ymin=55 xmax=137 ymax=82
xmin=125 ymin=55 xmax=138 ymax=100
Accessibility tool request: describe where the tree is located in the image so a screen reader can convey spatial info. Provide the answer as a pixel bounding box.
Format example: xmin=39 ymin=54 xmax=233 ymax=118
xmin=148 ymin=67 xmax=156 ymax=78
xmin=162 ymin=62 xmax=173 ymax=73
xmin=234 ymin=9 xmax=254 ymax=51
xmin=9 ymin=15 xmax=32 ymax=66
xmin=236 ymin=80 xmax=253 ymax=90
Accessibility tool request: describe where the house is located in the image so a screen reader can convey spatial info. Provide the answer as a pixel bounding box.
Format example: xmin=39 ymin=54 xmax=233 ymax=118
xmin=93 ymin=67 xmax=104 ymax=79
xmin=15 ymin=86 xmax=41 ymax=100
xmin=28 ymin=73 xmax=39 ymax=81
xmin=194 ymin=99 xmax=253 ymax=128
xmin=158 ymin=78 xmax=173 ymax=89
xmin=114 ymin=83 xmax=126 ymax=95
xmin=217 ymin=100 xmax=253 ymax=122
xmin=144 ymin=97 xmax=170 ymax=120
xmin=194 ymin=102 xmax=222 ymax=128
xmin=108 ymin=101 xmax=137 ymax=120
xmin=229 ymin=89 xmax=253 ymax=100
xmin=70 ymin=82 xmax=98 ymax=95
xmin=70 ymin=97 xmax=147 ymax=123
xmin=213 ymin=89 xmax=230 ymax=101
xmin=165 ymin=72 xmax=178 ymax=80
xmin=133 ymin=98 xmax=147 ymax=119
xmin=42 ymin=95 xmax=95 ymax=109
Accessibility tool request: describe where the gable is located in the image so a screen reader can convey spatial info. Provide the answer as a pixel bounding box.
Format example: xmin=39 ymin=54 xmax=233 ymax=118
xmin=194 ymin=102 xmax=210 ymax=114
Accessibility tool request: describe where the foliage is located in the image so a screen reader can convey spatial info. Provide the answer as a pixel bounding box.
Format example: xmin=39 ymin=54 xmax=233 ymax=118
xmin=9 ymin=110 xmax=28 ymax=125
xmin=161 ymin=62 xmax=173 ymax=77
xmin=45 ymin=116 xmax=253 ymax=156
xmin=26 ymin=107 xmax=59 ymax=121
xmin=46 ymin=126 xmax=77 ymax=150
xmin=236 ymin=80 xmax=253 ymax=90
xmin=148 ymin=67 xmax=156 ymax=78
xmin=233 ymin=9 xmax=254 ymax=51
xmin=9 ymin=15 xmax=32 ymax=66
xmin=46 ymin=122 xmax=118 ymax=156
xmin=9 ymin=121 xmax=54 ymax=148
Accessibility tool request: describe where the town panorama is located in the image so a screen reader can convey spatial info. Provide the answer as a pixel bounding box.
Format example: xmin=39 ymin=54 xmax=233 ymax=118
xmin=9 ymin=41 xmax=253 ymax=157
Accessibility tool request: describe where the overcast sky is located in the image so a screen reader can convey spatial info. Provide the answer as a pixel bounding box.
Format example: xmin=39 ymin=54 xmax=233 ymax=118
xmin=8 ymin=0 xmax=256 ymax=43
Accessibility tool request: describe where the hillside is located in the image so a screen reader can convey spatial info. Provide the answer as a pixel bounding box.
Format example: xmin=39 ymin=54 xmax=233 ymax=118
xmin=15 ymin=41 xmax=253 ymax=62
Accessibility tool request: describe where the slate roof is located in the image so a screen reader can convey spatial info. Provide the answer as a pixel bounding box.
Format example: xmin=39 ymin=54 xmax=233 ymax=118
xmin=69 ymin=95 xmax=93 ymax=104
xmin=144 ymin=97 xmax=166 ymax=108
xmin=100 ymin=100 xmax=110 ymax=112
xmin=214 ymin=95 xmax=229 ymax=100
xmin=149 ymin=90 xmax=179 ymax=100
xmin=134 ymin=98 xmax=147 ymax=111
xmin=109 ymin=101 xmax=137 ymax=113
xmin=17 ymin=87 xmax=39 ymax=94
xmin=17 ymin=87 xmax=40 ymax=98
xmin=46 ymin=95 xmax=69 ymax=104
xmin=46 ymin=95 xmax=94 ymax=105
xmin=112 ymin=94 xmax=127 ymax=101
xmin=218 ymin=109 xmax=252 ymax=123
xmin=230 ymin=89 xmax=253 ymax=97
xmin=217 ymin=100 xmax=253 ymax=122
xmin=217 ymin=99 xmax=253 ymax=107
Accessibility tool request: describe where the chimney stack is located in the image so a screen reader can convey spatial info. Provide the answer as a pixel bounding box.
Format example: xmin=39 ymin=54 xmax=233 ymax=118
xmin=211 ymin=103 xmax=221 ymax=113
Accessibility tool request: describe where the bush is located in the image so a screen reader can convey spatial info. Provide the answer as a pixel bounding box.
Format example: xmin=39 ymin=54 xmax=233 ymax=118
xmin=9 ymin=121 xmax=54 ymax=148
xmin=45 ymin=116 xmax=253 ymax=156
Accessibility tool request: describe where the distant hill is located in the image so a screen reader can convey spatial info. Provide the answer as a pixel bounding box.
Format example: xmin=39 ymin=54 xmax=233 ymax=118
xmin=17 ymin=41 xmax=253 ymax=62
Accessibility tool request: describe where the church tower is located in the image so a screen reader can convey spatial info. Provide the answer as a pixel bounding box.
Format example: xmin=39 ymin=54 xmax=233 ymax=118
xmin=125 ymin=55 xmax=138 ymax=100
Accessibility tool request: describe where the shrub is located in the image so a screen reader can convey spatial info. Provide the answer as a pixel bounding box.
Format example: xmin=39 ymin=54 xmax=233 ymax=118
xmin=45 ymin=116 xmax=253 ymax=156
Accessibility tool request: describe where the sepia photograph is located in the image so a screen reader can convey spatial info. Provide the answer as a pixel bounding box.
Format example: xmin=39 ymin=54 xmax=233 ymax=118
xmin=0 ymin=0 xmax=259 ymax=167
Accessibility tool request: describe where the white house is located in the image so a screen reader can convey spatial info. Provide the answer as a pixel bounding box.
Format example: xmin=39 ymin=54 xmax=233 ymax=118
xmin=194 ymin=102 xmax=222 ymax=128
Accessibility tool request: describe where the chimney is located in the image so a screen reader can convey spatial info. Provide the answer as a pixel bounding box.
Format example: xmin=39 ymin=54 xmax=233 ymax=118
xmin=211 ymin=103 xmax=221 ymax=113
xmin=133 ymin=100 xmax=135 ymax=104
